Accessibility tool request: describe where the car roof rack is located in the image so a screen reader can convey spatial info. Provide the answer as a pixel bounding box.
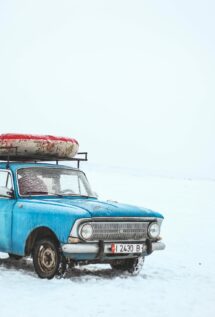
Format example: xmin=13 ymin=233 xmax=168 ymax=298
xmin=0 ymin=147 xmax=88 ymax=169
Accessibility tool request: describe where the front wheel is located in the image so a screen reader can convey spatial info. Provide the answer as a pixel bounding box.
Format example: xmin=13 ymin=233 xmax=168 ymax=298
xmin=111 ymin=257 xmax=144 ymax=275
xmin=32 ymin=238 xmax=65 ymax=279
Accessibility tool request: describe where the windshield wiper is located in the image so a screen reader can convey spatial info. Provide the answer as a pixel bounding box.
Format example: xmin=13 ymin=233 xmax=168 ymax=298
xmin=23 ymin=191 xmax=49 ymax=196
xmin=65 ymin=194 xmax=95 ymax=198
xmin=23 ymin=192 xmax=94 ymax=198
xmin=23 ymin=191 xmax=64 ymax=197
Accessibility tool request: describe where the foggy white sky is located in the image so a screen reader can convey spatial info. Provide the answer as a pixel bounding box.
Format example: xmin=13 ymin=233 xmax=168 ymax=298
xmin=0 ymin=0 xmax=214 ymax=179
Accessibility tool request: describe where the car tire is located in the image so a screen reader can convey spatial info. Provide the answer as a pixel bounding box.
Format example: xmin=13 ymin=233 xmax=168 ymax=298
xmin=32 ymin=238 xmax=65 ymax=279
xmin=111 ymin=256 xmax=145 ymax=275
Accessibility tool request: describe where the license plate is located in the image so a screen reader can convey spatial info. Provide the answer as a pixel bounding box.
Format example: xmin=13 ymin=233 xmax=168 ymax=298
xmin=111 ymin=243 xmax=144 ymax=254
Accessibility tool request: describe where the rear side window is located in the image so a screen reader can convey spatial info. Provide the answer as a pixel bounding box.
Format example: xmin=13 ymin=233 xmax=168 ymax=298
xmin=0 ymin=171 xmax=12 ymax=189
xmin=0 ymin=170 xmax=13 ymax=198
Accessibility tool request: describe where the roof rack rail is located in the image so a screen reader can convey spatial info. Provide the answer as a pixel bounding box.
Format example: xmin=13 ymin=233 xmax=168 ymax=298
xmin=0 ymin=147 xmax=88 ymax=169
xmin=56 ymin=152 xmax=88 ymax=168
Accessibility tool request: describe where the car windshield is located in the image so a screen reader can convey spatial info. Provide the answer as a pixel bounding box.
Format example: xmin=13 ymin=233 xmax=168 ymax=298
xmin=17 ymin=167 xmax=95 ymax=197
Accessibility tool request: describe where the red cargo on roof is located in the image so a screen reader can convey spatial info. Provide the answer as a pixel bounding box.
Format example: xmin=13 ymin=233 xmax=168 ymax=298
xmin=0 ymin=133 xmax=79 ymax=161
xmin=0 ymin=133 xmax=78 ymax=143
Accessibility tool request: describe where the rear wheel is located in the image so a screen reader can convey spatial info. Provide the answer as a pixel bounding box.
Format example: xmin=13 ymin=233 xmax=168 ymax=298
xmin=32 ymin=238 xmax=65 ymax=279
xmin=111 ymin=257 xmax=144 ymax=275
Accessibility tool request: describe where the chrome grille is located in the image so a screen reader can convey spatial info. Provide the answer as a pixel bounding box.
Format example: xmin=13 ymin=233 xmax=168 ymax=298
xmin=88 ymin=222 xmax=149 ymax=241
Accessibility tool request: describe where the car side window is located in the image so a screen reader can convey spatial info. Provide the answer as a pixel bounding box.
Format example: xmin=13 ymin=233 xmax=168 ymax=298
xmin=0 ymin=171 xmax=13 ymax=198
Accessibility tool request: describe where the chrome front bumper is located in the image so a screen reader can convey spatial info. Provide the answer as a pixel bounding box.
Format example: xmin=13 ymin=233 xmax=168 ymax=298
xmin=62 ymin=241 xmax=165 ymax=255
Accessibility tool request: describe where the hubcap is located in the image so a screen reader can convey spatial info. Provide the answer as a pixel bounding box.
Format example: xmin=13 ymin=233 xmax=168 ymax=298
xmin=38 ymin=245 xmax=56 ymax=273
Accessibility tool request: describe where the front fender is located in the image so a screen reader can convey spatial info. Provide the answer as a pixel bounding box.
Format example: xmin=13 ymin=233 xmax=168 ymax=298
xmin=12 ymin=200 xmax=91 ymax=255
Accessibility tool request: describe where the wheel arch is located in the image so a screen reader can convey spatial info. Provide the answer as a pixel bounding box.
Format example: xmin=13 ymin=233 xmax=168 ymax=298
xmin=25 ymin=226 xmax=60 ymax=256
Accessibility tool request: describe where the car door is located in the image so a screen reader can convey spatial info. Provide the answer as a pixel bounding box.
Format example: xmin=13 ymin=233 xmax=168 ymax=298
xmin=0 ymin=169 xmax=16 ymax=252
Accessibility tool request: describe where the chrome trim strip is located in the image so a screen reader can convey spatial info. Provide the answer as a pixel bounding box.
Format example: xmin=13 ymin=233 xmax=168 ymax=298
xmin=62 ymin=241 xmax=165 ymax=254
xmin=63 ymin=243 xmax=99 ymax=254
xmin=151 ymin=241 xmax=166 ymax=251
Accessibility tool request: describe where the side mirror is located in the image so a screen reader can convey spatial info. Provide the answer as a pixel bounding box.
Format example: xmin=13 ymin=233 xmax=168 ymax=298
xmin=0 ymin=187 xmax=14 ymax=199
xmin=7 ymin=189 xmax=15 ymax=198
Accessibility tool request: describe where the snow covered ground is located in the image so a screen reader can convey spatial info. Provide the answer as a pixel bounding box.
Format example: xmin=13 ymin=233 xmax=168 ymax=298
xmin=0 ymin=168 xmax=215 ymax=317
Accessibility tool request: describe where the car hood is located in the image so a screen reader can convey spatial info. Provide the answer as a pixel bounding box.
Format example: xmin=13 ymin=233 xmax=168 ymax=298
xmin=22 ymin=197 xmax=164 ymax=219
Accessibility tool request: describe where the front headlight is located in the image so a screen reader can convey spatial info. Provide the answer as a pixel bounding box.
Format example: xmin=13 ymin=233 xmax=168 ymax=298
xmin=148 ymin=222 xmax=160 ymax=239
xmin=79 ymin=223 xmax=93 ymax=240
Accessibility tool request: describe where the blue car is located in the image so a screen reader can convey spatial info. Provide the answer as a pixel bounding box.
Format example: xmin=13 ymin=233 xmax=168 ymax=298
xmin=0 ymin=161 xmax=165 ymax=279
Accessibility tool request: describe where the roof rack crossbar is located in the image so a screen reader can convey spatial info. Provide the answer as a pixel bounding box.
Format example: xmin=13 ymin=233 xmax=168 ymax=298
xmin=0 ymin=150 xmax=88 ymax=169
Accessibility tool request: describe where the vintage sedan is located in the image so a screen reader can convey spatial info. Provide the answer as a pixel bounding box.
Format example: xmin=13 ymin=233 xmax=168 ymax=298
xmin=0 ymin=162 xmax=165 ymax=279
